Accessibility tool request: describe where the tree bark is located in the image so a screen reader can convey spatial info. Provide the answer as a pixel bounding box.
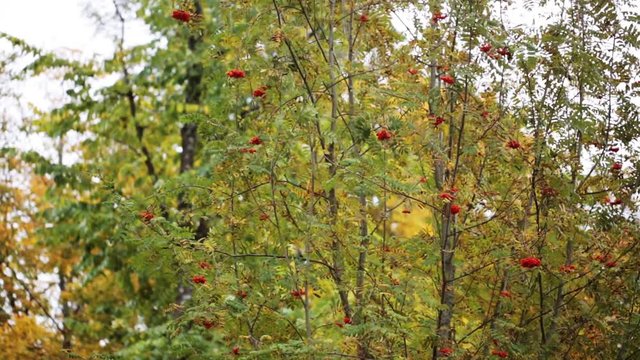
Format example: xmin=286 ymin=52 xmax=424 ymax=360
xmin=327 ymin=0 xmax=351 ymax=318
xmin=175 ymin=0 xmax=204 ymax=306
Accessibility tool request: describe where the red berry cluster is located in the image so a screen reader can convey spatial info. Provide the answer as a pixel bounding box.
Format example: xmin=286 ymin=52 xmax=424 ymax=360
xmin=611 ymin=162 xmax=622 ymax=171
xmin=201 ymin=319 xmax=215 ymax=329
xmin=290 ymin=289 xmax=306 ymax=298
xmin=439 ymin=347 xmax=453 ymax=357
xmin=226 ymin=69 xmax=246 ymax=78
xmin=376 ymin=128 xmax=393 ymax=141
xmin=491 ymin=349 xmax=509 ymax=358
xmin=541 ymin=186 xmax=558 ymax=197
xmin=480 ymin=43 xmax=492 ymax=53
xmin=440 ymin=74 xmax=455 ymax=84
xmin=506 ymin=140 xmax=521 ymax=149
xmin=432 ymin=116 xmax=446 ymax=127
xmin=140 ymin=210 xmax=154 ymax=223
xmin=192 ymin=275 xmax=207 ymax=284
xmin=432 ymin=12 xmax=447 ymax=23
xmin=479 ymin=42 xmax=512 ymax=60
xmin=249 ymin=136 xmax=262 ymax=145
xmin=335 ymin=316 xmax=353 ymax=328
xmin=253 ymin=86 xmax=267 ymax=98
xmin=439 ymin=192 xmax=455 ymax=201
xmin=594 ymin=253 xmax=617 ymax=268
xmin=559 ymin=264 xmax=576 ymax=273
xmin=608 ymin=197 xmax=623 ymax=206
xmin=172 ymin=9 xmax=191 ymax=22
xmin=520 ymin=257 xmax=541 ymax=268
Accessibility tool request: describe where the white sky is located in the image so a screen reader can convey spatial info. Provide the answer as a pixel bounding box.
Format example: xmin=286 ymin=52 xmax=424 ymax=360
xmin=0 ymin=0 xmax=153 ymax=57
xmin=1 ymin=0 xmax=111 ymax=55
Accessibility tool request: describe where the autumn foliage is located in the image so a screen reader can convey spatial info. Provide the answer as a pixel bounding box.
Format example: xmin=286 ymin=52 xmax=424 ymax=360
xmin=1 ymin=0 xmax=639 ymax=359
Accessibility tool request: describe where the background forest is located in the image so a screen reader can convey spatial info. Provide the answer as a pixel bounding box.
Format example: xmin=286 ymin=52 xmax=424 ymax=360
xmin=1 ymin=0 xmax=640 ymax=359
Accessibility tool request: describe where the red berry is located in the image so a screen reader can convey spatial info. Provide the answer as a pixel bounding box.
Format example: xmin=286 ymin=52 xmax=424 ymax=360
xmin=376 ymin=129 xmax=393 ymax=141
xmin=199 ymin=261 xmax=212 ymax=270
xmin=608 ymin=146 xmax=620 ymax=153
xmin=237 ymin=290 xmax=248 ymax=299
xmin=450 ymin=204 xmax=461 ymax=215
xmin=609 ymin=197 xmax=623 ymax=206
xmin=595 ymin=253 xmax=611 ymax=263
xmin=612 ymin=162 xmax=622 ymax=171
xmin=253 ymin=87 xmax=267 ymax=97
xmin=519 ymin=257 xmax=541 ymax=269
xmin=172 ymin=9 xmax=191 ymax=22
xmin=491 ymin=349 xmax=509 ymax=358
xmin=232 ymin=346 xmax=240 ymax=355
xmin=192 ymin=275 xmax=207 ymax=284
xmin=480 ymin=43 xmax=492 ymax=53
xmin=226 ymin=69 xmax=245 ymax=78
xmin=497 ymin=47 xmax=511 ymax=56
xmin=559 ymin=264 xmax=576 ymax=273
xmin=343 ymin=316 xmax=352 ymax=325
xmin=359 ymin=14 xmax=369 ymax=23
xmin=140 ymin=210 xmax=154 ymax=222
xmin=506 ymin=140 xmax=521 ymax=149
xmin=439 ymin=347 xmax=453 ymax=356
xmin=259 ymin=213 xmax=269 ymax=221
xmin=290 ymin=289 xmax=306 ymax=298
xmin=499 ymin=290 xmax=511 ymax=298
xmin=433 ymin=116 xmax=446 ymax=127
xmin=432 ymin=12 xmax=447 ymax=23
xmin=440 ymin=74 xmax=455 ymax=84
xmin=408 ymin=68 xmax=419 ymax=75
xmin=439 ymin=192 xmax=455 ymax=201
xmin=249 ymin=136 xmax=262 ymax=145
xmin=202 ymin=319 xmax=215 ymax=329
xmin=240 ymin=147 xmax=257 ymax=154
xmin=541 ymin=186 xmax=558 ymax=197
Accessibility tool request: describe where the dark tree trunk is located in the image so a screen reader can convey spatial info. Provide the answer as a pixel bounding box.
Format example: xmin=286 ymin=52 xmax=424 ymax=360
xmin=176 ymin=0 xmax=204 ymax=306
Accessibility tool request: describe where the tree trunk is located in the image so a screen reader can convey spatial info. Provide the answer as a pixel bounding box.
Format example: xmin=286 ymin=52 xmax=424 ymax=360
xmin=176 ymin=0 xmax=204 ymax=306
xmin=327 ymin=0 xmax=351 ymax=318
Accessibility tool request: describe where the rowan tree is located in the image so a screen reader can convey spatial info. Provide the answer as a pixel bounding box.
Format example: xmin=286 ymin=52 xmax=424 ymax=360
xmin=1 ymin=0 xmax=639 ymax=359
